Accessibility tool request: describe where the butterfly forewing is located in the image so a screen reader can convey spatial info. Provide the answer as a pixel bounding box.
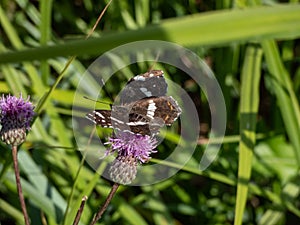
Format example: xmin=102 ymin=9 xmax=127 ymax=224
xmin=86 ymin=110 xmax=112 ymax=128
xmin=119 ymin=70 xmax=168 ymax=104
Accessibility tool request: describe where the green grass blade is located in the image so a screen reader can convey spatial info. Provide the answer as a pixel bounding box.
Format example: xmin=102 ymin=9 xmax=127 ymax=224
xmin=4 ymin=172 xmax=58 ymax=222
xmin=258 ymin=209 xmax=284 ymax=225
xmin=40 ymin=0 xmax=53 ymax=84
xmin=63 ymin=163 xmax=106 ymax=225
xmin=39 ymin=0 xmax=53 ymax=45
xmin=261 ymin=40 xmax=300 ymax=165
xmin=0 ymin=5 xmax=47 ymax=94
xmin=0 ymin=5 xmax=24 ymax=49
xmin=35 ymin=56 xmax=76 ymax=115
xmin=0 ymin=64 xmax=27 ymax=95
xmin=234 ymin=44 xmax=262 ymax=225
xmin=0 ymin=4 xmax=300 ymax=63
xmin=118 ymin=201 xmax=148 ymax=225
xmin=0 ymin=199 xmax=24 ymax=224
xmin=18 ymin=150 xmax=66 ymax=223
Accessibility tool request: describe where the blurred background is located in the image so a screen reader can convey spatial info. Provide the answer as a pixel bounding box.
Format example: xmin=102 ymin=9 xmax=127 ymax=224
xmin=0 ymin=0 xmax=300 ymax=224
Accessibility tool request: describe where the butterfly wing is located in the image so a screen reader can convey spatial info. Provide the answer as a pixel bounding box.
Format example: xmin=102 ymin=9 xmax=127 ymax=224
xmin=86 ymin=110 xmax=112 ymax=128
xmin=130 ymin=96 xmax=182 ymax=126
xmin=123 ymin=96 xmax=182 ymax=135
xmin=119 ymin=70 xmax=168 ymax=104
xmin=86 ymin=70 xmax=181 ymax=136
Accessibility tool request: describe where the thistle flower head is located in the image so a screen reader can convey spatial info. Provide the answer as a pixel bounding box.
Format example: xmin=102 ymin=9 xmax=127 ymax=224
xmin=106 ymin=131 xmax=158 ymax=184
xmin=0 ymin=94 xmax=35 ymax=146
xmin=109 ymin=155 xmax=138 ymax=185
xmin=106 ymin=131 xmax=158 ymax=163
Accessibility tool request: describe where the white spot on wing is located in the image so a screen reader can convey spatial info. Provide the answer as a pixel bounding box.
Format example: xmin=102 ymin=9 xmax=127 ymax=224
xmin=127 ymin=121 xmax=148 ymax=126
xmin=111 ymin=117 xmax=124 ymax=124
xmin=146 ymin=100 xmax=156 ymax=119
xmin=140 ymin=87 xmax=152 ymax=97
xmin=133 ymin=75 xmax=146 ymax=81
xmin=95 ymin=111 xmax=105 ymax=119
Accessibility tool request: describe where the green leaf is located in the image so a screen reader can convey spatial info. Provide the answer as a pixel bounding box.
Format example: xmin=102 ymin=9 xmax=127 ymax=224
xmin=234 ymin=44 xmax=262 ymax=225
xmin=1 ymin=4 xmax=300 ymax=63
xmin=118 ymin=201 xmax=148 ymax=225
xmin=261 ymin=40 xmax=300 ymax=165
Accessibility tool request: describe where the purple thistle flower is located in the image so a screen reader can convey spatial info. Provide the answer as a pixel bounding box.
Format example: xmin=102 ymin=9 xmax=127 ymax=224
xmin=0 ymin=94 xmax=35 ymax=146
xmin=106 ymin=131 xmax=158 ymax=184
xmin=105 ymin=131 xmax=158 ymax=163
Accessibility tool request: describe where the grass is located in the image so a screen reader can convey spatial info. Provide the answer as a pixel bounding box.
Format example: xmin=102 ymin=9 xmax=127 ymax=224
xmin=0 ymin=0 xmax=299 ymax=225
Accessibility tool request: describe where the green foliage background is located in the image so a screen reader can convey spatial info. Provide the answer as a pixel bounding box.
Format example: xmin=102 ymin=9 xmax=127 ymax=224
xmin=0 ymin=0 xmax=300 ymax=225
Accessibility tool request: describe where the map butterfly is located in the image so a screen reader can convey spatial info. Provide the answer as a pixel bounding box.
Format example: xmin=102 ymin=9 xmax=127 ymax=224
xmin=86 ymin=70 xmax=181 ymax=136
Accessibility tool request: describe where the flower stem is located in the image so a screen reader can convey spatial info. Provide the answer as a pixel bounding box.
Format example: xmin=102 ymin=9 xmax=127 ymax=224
xmin=12 ymin=145 xmax=30 ymax=225
xmin=89 ymin=183 xmax=120 ymax=225
xmin=73 ymin=196 xmax=88 ymax=225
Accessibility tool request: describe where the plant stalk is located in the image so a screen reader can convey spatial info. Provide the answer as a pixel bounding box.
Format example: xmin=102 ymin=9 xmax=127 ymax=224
xmin=89 ymin=183 xmax=120 ymax=225
xmin=12 ymin=145 xmax=30 ymax=225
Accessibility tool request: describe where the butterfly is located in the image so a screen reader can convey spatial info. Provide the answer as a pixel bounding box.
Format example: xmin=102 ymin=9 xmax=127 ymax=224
xmin=86 ymin=70 xmax=181 ymax=136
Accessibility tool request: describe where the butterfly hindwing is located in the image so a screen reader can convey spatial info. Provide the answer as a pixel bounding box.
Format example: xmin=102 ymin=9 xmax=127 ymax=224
xmin=129 ymin=96 xmax=181 ymax=125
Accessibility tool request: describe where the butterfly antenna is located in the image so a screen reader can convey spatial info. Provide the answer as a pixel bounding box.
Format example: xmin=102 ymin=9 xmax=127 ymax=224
xmin=83 ymin=96 xmax=112 ymax=106
xmin=148 ymin=51 xmax=161 ymax=71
